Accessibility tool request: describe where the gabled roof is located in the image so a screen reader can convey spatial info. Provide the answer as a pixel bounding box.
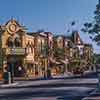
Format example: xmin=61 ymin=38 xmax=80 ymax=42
xmin=27 ymin=32 xmax=47 ymax=38
xmin=5 ymin=18 xmax=21 ymax=27
xmin=71 ymin=31 xmax=83 ymax=45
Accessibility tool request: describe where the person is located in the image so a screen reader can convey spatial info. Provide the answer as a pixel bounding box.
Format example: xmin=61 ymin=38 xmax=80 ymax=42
xmin=17 ymin=65 xmax=23 ymax=77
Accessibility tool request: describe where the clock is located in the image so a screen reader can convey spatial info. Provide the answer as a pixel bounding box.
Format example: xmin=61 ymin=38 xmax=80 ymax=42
xmin=9 ymin=24 xmax=17 ymax=33
xmin=6 ymin=20 xmax=20 ymax=35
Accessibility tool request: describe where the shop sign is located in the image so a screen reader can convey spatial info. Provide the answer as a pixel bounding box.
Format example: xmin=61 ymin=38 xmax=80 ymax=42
xmin=11 ymin=48 xmax=26 ymax=55
xmin=6 ymin=48 xmax=26 ymax=55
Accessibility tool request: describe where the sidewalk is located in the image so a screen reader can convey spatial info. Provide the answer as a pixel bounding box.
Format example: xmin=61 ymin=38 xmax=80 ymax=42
xmin=0 ymin=78 xmax=98 ymax=89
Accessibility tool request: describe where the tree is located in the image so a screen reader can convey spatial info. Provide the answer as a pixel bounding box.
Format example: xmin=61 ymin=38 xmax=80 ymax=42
xmin=81 ymin=0 xmax=100 ymax=45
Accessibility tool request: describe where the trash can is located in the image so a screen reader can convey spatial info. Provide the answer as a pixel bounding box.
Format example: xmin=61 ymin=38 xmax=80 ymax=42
xmin=3 ymin=72 xmax=11 ymax=84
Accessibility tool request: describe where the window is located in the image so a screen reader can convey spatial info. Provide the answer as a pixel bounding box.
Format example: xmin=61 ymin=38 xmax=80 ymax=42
xmin=80 ymin=48 xmax=83 ymax=55
xmin=15 ymin=37 xmax=21 ymax=47
xmin=7 ymin=36 xmax=14 ymax=47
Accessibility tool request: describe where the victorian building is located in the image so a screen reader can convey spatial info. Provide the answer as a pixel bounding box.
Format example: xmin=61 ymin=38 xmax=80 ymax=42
xmin=66 ymin=31 xmax=93 ymax=73
xmin=27 ymin=31 xmax=54 ymax=77
xmin=0 ymin=19 xmax=93 ymax=78
xmin=0 ymin=19 xmax=37 ymax=77
xmin=1 ymin=19 xmax=26 ymax=77
xmin=52 ymin=31 xmax=93 ymax=75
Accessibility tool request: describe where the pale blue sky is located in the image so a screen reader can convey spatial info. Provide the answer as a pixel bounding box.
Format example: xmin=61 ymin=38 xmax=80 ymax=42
xmin=0 ymin=0 xmax=99 ymax=53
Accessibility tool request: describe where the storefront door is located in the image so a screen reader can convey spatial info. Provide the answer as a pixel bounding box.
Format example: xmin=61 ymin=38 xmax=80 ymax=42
xmin=7 ymin=56 xmax=24 ymax=77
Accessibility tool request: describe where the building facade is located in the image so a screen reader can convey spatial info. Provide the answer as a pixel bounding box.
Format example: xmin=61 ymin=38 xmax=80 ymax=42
xmin=0 ymin=19 xmax=93 ymax=78
xmin=1 ymin=19 xmax=27 ymax=77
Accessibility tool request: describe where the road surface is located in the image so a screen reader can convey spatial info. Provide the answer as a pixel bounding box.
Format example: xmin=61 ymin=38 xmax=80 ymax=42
xmin=0 ymin=78 xmax=97 ymax=100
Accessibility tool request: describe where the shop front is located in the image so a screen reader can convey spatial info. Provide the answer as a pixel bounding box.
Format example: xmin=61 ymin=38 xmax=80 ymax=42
xmin=3 ymin=47 xmax=26 ymax=77
xmin=24 ymin=59 xmax=47 ymax=78
xmin=7 ymin=56 xmax=25 ymax=77
xmin=50 ymin=58 xmax=63 ymax=76
xmin=34 ymin=57 xmax=48 ymax=78
xmin=25 ymin=60 xmax=38 ymax=78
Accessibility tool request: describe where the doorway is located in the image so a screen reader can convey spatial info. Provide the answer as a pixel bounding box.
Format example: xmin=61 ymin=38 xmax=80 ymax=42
xmin=7 ymin=56 xmax=24 ymax=77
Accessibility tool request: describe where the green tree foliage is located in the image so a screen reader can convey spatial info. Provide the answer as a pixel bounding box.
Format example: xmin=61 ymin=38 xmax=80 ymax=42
xmin=93 ymin=53 xmax=100 ymax=64
xmin=81 ymin=0 xmax=100 ymax=45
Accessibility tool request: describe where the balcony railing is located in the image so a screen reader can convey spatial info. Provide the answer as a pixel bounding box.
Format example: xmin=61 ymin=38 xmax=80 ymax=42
xmin=3 ymin=47 xmax=26 ymax=55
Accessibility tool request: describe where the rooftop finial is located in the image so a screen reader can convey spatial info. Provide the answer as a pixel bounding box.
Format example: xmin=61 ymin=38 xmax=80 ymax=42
xmin=10 ymin=16 xmax=14 ymax=22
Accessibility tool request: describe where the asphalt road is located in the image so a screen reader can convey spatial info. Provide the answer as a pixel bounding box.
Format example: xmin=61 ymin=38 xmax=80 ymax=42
xmin=0 ymin=71 xmax=98 ymax=100
xmin=0 ymin=86 xmax=95 ymax=100
xmin=0 ymin=78 xmax=98 ymax=100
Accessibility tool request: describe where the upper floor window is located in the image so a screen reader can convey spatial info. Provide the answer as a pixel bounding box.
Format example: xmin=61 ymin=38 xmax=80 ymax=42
xmin=79 ymin=48 xmax=83 ymax=55
xmin=26 ymin=41 xmax=34 ymax=54
xmin=7 ymin=36 xmax=21 ymax=47
xmin=14 ymin=37 xmax=21 ymax=47
xmin=7 ymin=36 xmax=14 ymax=47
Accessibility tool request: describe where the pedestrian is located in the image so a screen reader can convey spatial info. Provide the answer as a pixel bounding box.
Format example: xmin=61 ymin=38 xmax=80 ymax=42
xmin=18 ymin=65 xmax=22 ymax=77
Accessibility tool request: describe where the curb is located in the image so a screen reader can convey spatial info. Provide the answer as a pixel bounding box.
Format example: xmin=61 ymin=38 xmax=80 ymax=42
xmin=0 ymin=82 xmax=18 ymax=88
xmin=0 ymin=82 xmax=97 ymax=89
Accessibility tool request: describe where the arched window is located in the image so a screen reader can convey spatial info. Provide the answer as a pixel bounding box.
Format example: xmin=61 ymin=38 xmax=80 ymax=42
xmin=26 ymin=41 xmax=33 ymax=54
xmin=14 ymin=37 xmax=21 ymax=47
xmin=7 ymin=36 xmax=14 ymax=47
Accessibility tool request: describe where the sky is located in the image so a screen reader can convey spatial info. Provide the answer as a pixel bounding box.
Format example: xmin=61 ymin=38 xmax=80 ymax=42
xmin=0 ymin=0 xmax=99 ymax=53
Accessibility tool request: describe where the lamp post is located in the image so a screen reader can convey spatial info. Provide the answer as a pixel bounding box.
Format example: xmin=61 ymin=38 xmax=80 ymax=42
xmin=11 ymin=62 xmax=14 ymax=83
xmin=8 ymin=57 xmax=15 ymax=83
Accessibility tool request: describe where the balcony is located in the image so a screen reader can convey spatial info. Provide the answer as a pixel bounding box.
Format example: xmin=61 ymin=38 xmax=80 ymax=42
xmin=4 ymin=47 xmax=26 ymax=55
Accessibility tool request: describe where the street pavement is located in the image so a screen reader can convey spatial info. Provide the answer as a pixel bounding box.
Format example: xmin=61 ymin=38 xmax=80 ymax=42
xmin=0 ymin=77 xmax=98 ymax=100
xmin=0 ymin=86 xmax=95 ymax=100
xmin=0 ymin=78 xmax=98 ymax=88
xmin=82 ymin=88 xmax=100 ymax=100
